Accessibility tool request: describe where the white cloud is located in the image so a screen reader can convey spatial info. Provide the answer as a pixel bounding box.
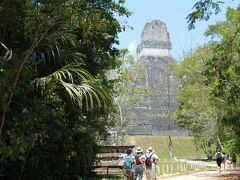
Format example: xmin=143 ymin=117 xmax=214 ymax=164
xmin=128 ymin=40 xmax=137 ymax=55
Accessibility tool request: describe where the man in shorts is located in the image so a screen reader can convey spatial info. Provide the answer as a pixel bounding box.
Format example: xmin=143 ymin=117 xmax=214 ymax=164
xmin=140 ymin=147 xmax=159 ymax=180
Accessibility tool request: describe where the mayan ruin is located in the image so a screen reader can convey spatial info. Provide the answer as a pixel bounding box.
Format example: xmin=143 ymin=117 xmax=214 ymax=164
xmin=129 ymin=20 xmax=189 ymax=136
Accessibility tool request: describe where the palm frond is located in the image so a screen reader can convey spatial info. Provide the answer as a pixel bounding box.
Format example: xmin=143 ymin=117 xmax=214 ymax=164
xmin=32 ymin=28 xmax=85 ymax=67
xmin=31 ymin=65 xmax=112 ymax=110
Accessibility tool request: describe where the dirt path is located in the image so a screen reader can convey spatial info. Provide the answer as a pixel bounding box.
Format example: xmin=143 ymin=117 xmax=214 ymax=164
xmin=139 ymin=168 xmax=239 ymax=180
xmin=159 ymin=169 xmax=240 ymax=179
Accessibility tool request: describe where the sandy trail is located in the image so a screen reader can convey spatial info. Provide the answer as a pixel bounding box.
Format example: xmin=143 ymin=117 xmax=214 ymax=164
xmin=140 ymin=168 xmax=240 ymax=180
xmin=160 ymin=170 xmax=240 ymax=179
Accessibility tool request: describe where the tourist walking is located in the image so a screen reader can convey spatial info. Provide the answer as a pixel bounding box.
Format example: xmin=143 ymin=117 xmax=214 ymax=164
xmin=134 ymin=147 xmax=144 ymax=180
xmin=123 ymin=148 xmax=135 ymax=180
xmin=224 ymin=153 xmax=232 ymax=171
xmin=232 ymin=152 xmax=237 ymax=169
xmin=215 ymin=149 xmax=223 ymax=173
xmin=222 ymin=152 xmax=226 ymax=171
xmin=140 ymin=147 xmax=159 ymax=180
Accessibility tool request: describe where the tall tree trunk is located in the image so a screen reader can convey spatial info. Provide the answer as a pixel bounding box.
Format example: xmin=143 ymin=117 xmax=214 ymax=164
xmin=117 ymin=102 xmax=124 ymax=145
xmin=167 ymin=58 xmax=173 ymax=163
xmin=217 ymin=137 xmax=223 ymax=150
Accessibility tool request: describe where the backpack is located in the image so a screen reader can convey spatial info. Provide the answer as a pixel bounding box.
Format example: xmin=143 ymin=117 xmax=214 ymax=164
xmin=216 ymin=152 xmax=222 ymax=159
xmin=145 ymin=153 xmax=154 ymax=167
xmin=124 ymin=155 xmax=133 ymax=170
xmin=135 ymin=153 xmax=142 ymax=165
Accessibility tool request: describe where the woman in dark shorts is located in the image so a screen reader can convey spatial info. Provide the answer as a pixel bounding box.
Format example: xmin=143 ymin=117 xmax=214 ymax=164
xmin=215 ymin=149 xmax=223 ymax=173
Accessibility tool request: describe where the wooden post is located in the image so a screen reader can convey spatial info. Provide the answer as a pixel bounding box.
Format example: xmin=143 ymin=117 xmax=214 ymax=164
xmin=166 ymin=163 xmax=169 ymax=174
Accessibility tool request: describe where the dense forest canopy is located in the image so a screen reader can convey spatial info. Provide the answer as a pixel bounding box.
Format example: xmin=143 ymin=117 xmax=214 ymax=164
xmin=175 ymin=5 xmax=240 ymax=157
xmin=0 ymin=0 xmax=130 ymax=179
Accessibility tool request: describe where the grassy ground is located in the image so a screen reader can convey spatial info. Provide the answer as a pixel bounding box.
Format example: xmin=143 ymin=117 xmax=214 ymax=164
xmin=125 ymin=135 xmax=206 ymax=160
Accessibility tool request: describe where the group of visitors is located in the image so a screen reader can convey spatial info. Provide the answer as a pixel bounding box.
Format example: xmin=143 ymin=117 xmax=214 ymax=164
xmin=215 ymin=149 xmax=237 ymax=173
xmin=123 ymin=146 xmax=159 ymax=180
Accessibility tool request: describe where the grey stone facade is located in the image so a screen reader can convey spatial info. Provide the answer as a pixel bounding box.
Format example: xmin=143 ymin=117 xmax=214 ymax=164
xmin=129 ymin=20 xmax=189 ymax=136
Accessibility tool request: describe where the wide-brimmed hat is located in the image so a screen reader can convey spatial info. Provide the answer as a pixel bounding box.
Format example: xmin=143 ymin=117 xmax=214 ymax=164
xmin=136 ymin=147 xmax=143 ymax=153
xmin=147 ymin=146 xmax=154 ymax=153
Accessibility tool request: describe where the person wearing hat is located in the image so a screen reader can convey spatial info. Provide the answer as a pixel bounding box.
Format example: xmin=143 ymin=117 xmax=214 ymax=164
xmin=140 ymin=146 xmax=159 ymax=180
xmin=134 ymin=147 xmax=144 ymax=180
xmin=123 ymin=148 xmax=135 ymax=180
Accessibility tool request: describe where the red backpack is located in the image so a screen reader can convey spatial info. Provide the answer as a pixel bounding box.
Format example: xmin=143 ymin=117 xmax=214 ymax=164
xmin=145 ymin=153 xmax=154 ymax=167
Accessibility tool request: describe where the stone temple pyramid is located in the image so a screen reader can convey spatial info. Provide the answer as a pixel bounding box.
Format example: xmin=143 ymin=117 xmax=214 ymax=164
xmin=129 ymin=20 xmax=189 ymax=136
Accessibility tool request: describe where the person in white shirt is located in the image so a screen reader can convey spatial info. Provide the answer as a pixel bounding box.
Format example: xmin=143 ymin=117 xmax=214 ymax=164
xmin=140 ymin=147 xmax=159 ymax=180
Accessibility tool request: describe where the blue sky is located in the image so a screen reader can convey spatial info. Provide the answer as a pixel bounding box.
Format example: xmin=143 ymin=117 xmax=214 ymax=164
xmin=117 ymin=0 xmax=239 ymax=60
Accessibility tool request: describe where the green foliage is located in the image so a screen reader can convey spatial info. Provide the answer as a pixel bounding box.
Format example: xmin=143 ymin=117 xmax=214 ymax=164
xmin=111 ymin=54 xmax=151 ymax=134
xmin=0 ymin=0 xmax=130 ymax=179
xmin=0 ymin=130 xmax=34 ymax=161
xmin=116 ymin=55 xmax=149 ymax=105
xmin=205 ymin=6 xmax=240 ymax=139
xmin=173 ymin=46 xmax=219 ymax=149
xmin=177 ymin=5 xmax=240 ymax=157
xmin=31 ymin=65 xmax=112 ymax=110
xmin=223 ymin=138 xmax=238 ymax=154
xmin=203 ymin=147 xmax=214 ymax=160
xmin=187 ymin=0 xmax=223 ymax=30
